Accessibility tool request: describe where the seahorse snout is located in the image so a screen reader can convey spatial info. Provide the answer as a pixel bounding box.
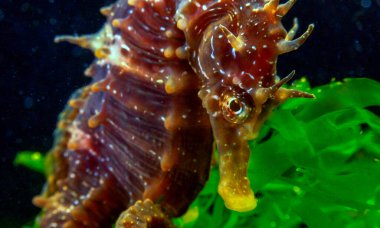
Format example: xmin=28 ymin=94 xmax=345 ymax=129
xmin=218 ymin=176 xmax=257 ymax=212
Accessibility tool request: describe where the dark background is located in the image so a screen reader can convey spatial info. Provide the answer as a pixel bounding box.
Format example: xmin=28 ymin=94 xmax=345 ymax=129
xmin=0 ymin=0 xmax=379 ymax=227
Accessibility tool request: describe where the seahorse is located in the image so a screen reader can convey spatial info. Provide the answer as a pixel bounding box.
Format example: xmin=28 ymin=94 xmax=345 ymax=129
xmin=33 ymin=0 xmax=314 ymax=227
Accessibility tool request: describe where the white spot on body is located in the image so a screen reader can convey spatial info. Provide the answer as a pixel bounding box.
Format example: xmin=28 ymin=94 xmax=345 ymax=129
xmin=212 ymin=95 xmax=219 ymax=100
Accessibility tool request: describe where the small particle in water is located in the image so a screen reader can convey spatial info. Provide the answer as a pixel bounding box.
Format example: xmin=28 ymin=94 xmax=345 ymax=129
xmin=31 ymin=47 xmax=39 ymax=53
xmin=21 ymin=3 xmax=30 ymax=12
xmin=24 ymin=97 xmax=34 ymax=109
xmin=354 ymin=40 xmax=363 ymax=52
xmin=361 ymin=0 xmax=372 ymax=8
xmin=49 ymin=18 xmax=57 ymax=25
xmin=72 ymin=47 xmax=84 ymax=57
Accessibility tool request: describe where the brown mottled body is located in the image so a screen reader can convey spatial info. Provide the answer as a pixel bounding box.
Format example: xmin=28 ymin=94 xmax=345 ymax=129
xmin=35 ymin=0 xmax=212 ymax=227
xmin=35 ymin=0 xmax=314 ymax=226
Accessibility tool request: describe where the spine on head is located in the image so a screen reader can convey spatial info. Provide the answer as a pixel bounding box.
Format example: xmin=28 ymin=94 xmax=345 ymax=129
xmin=177 ymin=0 xmax=314 ymax=212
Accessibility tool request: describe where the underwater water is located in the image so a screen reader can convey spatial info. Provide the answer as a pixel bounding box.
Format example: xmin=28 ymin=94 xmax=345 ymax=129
xmin=1 ymin=0 xmax=380 ymax=227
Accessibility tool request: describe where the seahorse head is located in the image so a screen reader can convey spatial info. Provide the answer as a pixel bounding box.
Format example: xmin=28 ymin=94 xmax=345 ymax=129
xmin=184 ymin=0 xmax=315 ymax=212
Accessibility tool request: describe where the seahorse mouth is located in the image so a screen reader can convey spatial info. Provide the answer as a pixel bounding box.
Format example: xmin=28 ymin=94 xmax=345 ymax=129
xmin=218 ymin=178 xmax=257 ymax=212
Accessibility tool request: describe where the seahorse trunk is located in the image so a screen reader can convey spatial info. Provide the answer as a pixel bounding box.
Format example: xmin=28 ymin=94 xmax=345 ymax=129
xmin=35 ymin=0 xmax=214 ymax=226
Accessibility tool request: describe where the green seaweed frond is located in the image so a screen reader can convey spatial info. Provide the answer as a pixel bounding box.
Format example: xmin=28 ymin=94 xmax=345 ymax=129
xmin=173 ymin=78 xmax=380 ymax=228
xmin=14 ymin=151 xmax=45 ymax=174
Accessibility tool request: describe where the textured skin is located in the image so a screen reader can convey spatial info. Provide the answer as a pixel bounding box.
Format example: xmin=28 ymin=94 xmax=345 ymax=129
xmin=176 ymin=0 xmax=314 ymax=212
xmin=35 ymin=0 xmax=212 ymax=227
xmin=34 ymin=0 xmax=314 ymax=227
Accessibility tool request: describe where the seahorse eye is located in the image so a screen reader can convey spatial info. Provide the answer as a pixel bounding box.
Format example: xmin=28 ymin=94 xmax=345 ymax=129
xmin=220 ymin=89 xmax=253 ymax=124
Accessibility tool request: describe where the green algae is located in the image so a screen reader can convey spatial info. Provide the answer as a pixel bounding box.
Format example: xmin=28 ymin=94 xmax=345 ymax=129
xmin=14 ymin=151 xmax=45 ymax=174
xmin=173 ymin=78 xmax=380 ymax=228
xmin=16 ymin=78 xmax=380 ymax=227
